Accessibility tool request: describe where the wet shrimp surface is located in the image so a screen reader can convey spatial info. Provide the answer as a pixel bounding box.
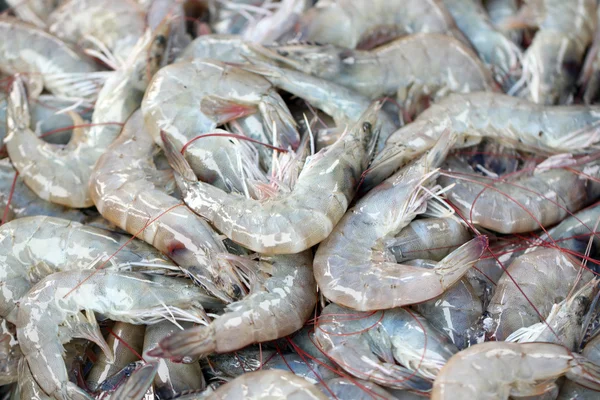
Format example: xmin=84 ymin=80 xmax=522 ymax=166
xmin=4 ymin=0 xmax=600 ymax=399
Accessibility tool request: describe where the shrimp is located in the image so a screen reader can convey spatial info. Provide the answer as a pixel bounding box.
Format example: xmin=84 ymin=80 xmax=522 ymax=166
xmin=149 ymin=251 xmax=317 ymax=361
xmin=142 ymin=58 xmax=298 ymax=191
xmin=441 ymin=0 xmax=522 ymax=87
xmin=143 ymin=320 xmax=206 ymax=398
xmin=162 ymin=102 xmax=379 ymax=254
xmin=504 ymin=0 xmax=597 ymax=104
xmin=295 ymin=0 xmax=468 ymax=49
xmin=313 ymin=133 xmax=487 ymax=311
xmin=85 ymin=322 xmax=146 ymax=392
xmin=438 ymin=155 xmax=600 ymax=234
xmin=254 ymin=34 xmax=495 ymax=115
xmin=47 ymin=0 xmax=146 ymax=67
xmin=314 ymin=303 xmax=455 ymax=390
xmin=558 ymin=333 xmax=600 ymax=399
xmin=507 ymin=279 xmax=599 ymax=351
xmin=387 ymin=215 xmax=472 ymax=262
xmin=485 ymin=248 xmax=594 ymax=341
xmin=0 ymin=16 xmax=108 ymax=101
xmin=5 ymin=27 xmax=167 ymax=208
xmin=16 ymin=269 xmax=221 ymax=400
xmin=202 ymin=370 xmax=327 ymax=400
xmin=432 ymin=342 xmax=600 ymax=399
xmin=0 ymin=215 xmax=174 ymax=320
xmin=90 ymin=110 xmax=245 ymax=303
xmin=410 ymin=260 xmax=483 ymax=350
xmin=366 ymin=92 xmax=600 ymax=190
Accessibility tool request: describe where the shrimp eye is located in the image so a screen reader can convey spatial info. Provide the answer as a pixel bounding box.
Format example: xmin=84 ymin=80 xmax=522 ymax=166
xmin=232 ymin=285 xmax=243 ymax=298
xmin=362 ymin=122 xmax=372 ymax=132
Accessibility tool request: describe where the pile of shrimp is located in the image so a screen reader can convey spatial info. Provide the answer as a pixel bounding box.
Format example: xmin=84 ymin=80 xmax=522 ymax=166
xmin=5 ymin=0 xmax=600 ymax=399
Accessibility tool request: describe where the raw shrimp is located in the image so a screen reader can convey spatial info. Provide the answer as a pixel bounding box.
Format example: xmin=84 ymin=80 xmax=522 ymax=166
xmin=507 ymin=279 xmax=598 ymax=350
xmin=149 ymin=251 xmax=317 ymax=360
xmin=387 ymin=215 xmax=472 ymax=262
xmin=90 ymin=110 xmax=245 ymax=302
xmin=558 ymin=333 xmax=600 ymax=399
xmin=142 ymin=58 xmax=297 ymax=192
xmin=0 ymin=16 xmax=107 ymax=100
xmin=0 ymin=215 xmax=173 ymax=320
xmin=5 ymin=0 xmax=64 ymax=27
xmin=313 ymin=135 xmax=487 ymax=311
xmin=254 ymin=34 xmax=495 ymax=114
xmin=485 ymin=248 xmax=594 ymax=340
xmin=143 ymin=320 xmax=206 ymax=398
xmin=47 ymin=0 xmax=146 ymax=66
xmin=431 ymin=342 xmax=600 ymax=399
xmin=204 ymin=370 xmax=328 ymax=400
xmin=366 ymin=92 xmax=600 ymax=189
xmin=5 ymin=27 xmax=167 ymax=208
xmin=163 ymin=102 xmax=379 ymax=254
xmin=86 ymin=322 xmax=146 ymax=391
xmin=295 ymin=0 xmax=468 ymax=49
xmin=441 ymin=0 xmax=522 ymax=87
xmin=438 ymin=155 xmax=600 ymax=234
xmin=16 ymin=269 xmax=221 ymax=400
xmin=410 ymin=260 xmax=483 ymax=350
xmin=0 ymin=159 xmax=91 ymax=224
xmin=314 ymin=303 xmax=456 ymax=390
xmin=505 ymin=0 xmax=597 ymax=104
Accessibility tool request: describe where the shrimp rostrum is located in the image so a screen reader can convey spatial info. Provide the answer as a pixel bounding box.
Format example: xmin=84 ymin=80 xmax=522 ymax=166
xmin=163 ymin=101 xmax=381 ymax=255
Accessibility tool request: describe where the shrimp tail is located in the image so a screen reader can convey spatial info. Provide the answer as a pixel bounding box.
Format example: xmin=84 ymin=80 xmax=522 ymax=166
xmin=259 ymin=95 xmax=300 ymax=149
xmin=112 ymin=363 xmax=159 ymax=399
xmin=437 ymin=236 xmax=488 ymax=289
xmin=75 ymin=310 xmax=114 ymax=363
xmin=161 ymin=130 xmax=198 ymax=182
xmin=148 ymin=324 xmax=216 ymax=362
xmin=200 ymin=95 xmax=258 ymax=124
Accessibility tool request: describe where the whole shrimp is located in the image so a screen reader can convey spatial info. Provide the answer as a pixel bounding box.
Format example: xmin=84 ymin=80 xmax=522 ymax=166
xmin=485 ymin=248 xmax=594 ymax=341
xmin=202 ymin=370 xmax=328 ymax=400
xmin=143 ymin=320 xmax=206 ymax=398
xmin=432 ymin=342 xmax=600 ymax=399
xmin=313 ymin=134 xmax=487 ymax=311
xmin=314 ymin=303 xmax=457 ymax=390
xmin=149 ymin=251 xmax=316 ymax=361
xmin=162 ymin=102 xmax=379 ymax=254
xmin=438 ymin=155 xmax=600 ymax=233
xmin=441 ymin=0 xmax=522 ymax=88
xmin=47 ymin=0 xmax=146 ymax=67
xmin=0 ymin=16 xmax=108 ymax=101
xmin=254 ymin=34 xmax=495 ymax=116
xmin=504 ymin=0 xmax=597 ymax=104
xmin=366 ymin=92 xmax=600 ymax=189
xmin=0 ymin=215 xmax=173 ymax=320
xmin=90 ymin=110 xmax=245 ymax=302
xmin=295 ymin=0 xmax=468 ymax=49
xmin=5 ymin=27 xmax=167 ymax=208
xmin=16 ymin=269 xmax=221 ymax=400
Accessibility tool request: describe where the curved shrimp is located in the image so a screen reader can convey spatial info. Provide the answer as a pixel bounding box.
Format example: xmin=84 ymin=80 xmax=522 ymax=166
xmin=143 ymin=320 xmax=206 ymax=398
xmin=0 ymin=16 xmax=108 ymax=101
xmin=254 ymin=34 xmax=495 ymax=116
xmin=485 ymin=248 xmax=594 ymax=341
xmin=5 ymin=28 xmax=167 ymax=208
xmin=366 ymin=92 xmax=600 ymax=190
xmin=295 ymin=0 xmax=468 ymax=49
xmin=90 ymin=110 xmax=245 ymax=302
xmin=431 ymin=342 xmax=600 ymax=399
xmin=142 ymin=58 xmax=297 ymax=192
xmin=315 ymin=303 xmax=458 ymax=390
xmin=504 ymin=0 xmax=597 ymax=104
xmin=16 ymin=269 xmax=221 ymax=400
xmin=163 ymin=101 xmax=379 ymax=254
xmin=441 ymin=0 xmax=522 ymax=88
xmin=149 ymin=251 xmax=316 ymax=361
xmin=438 ymin=155 xmax=600 ymax=234
xmin=313 ymin=134 xmax=487 ymax=311
xmin=0 ymin=215 xmax=174 ymax=320
xmin=47 ymin=0 xmax=146 ymax=67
